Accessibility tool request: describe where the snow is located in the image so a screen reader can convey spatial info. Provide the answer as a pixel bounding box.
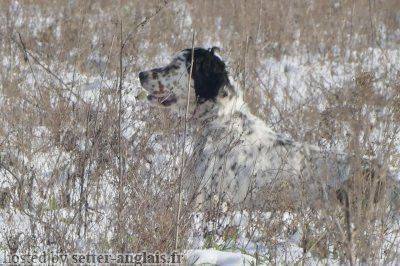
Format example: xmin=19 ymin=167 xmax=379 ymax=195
xmin=0 ymin=2 xmax=399 ymax=264
xmin=186 ymin=249 xmax=256 ymax=266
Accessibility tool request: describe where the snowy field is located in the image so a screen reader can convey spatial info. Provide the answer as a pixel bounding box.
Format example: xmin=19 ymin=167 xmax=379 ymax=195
xmin=0 ymin=1 xmax=400 ymax=265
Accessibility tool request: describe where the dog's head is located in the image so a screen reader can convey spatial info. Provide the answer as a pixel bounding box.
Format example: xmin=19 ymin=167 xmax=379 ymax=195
xmin=139 ymin=47 xmax=231 ymax=111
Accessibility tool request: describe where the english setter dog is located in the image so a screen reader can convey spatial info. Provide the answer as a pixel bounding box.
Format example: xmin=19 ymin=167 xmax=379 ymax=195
xmin=139 ymin=47 xmax=387 ymax=210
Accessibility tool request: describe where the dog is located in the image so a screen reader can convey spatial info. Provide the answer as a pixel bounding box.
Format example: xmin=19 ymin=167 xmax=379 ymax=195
xmin=138 ymin=47 xmax=386 ymax=210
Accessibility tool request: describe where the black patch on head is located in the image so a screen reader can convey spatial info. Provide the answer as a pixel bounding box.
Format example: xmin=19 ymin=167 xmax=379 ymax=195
xmin=183 ymin=47 xmax=230 ymax=102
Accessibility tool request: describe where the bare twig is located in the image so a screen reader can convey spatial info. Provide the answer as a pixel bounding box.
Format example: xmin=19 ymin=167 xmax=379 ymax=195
xmin=122 ymin=0 xmax=170 ymax=49
xmin=242 ymin=35 xmax=250 ymax=93
xmin=8 ymin=33 xmax=84 ymax=103
xmin=18 ymin=33 xmax=38 ymax=85
xmin=116 ymin=20 xmax=125 ymax=252
xmin=175 ymin=31 xmax=195 ymax=250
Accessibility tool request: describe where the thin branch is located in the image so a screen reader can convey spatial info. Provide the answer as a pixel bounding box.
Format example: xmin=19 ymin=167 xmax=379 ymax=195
xmin=118 ymin=21 xmax=124 ymax=182
xmin=116 ymin=19 xmax=126 ymax=252
xmin=175 ymin=31 xmax=195 ymax=250
xmin=7 ymin=33 xmax=84 ymax=103
xmin=122 ymin=0 xmax=169 ymax=49
xmin=0 ymin=160 xmax=20 ymax=183
xmin=17 ymin=32 xmax=43 ymax=102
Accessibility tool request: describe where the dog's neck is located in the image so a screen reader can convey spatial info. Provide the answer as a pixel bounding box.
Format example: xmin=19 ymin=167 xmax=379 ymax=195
xmin=190 ymin=83 xmax=250 ymax=131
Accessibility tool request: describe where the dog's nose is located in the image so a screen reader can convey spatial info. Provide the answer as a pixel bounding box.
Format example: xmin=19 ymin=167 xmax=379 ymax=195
xmin=139 ymin=71 xmax=146 ymax=81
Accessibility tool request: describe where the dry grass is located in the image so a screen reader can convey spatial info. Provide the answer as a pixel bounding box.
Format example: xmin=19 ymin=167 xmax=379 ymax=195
xmin=0 ymin=0 xmax=399 ymax=263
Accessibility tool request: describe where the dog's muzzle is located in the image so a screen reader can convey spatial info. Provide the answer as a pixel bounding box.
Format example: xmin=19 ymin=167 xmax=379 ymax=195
xmin=139 ymin=71 xmax=177 ymax=107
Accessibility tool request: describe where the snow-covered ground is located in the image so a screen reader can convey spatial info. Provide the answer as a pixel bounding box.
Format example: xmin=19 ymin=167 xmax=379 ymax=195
xmin=1 ymin=1 xmax=399 ymax=265
xmin=186 ymin=249 xmax=258 ymax=265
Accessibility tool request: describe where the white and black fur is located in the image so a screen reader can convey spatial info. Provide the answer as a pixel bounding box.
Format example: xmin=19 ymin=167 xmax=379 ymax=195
xmin=139 ymin=47 xmax=373 ymax=209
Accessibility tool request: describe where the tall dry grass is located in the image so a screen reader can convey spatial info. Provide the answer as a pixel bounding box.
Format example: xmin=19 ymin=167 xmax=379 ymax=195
xmin=0 ymin=0 xmax=399 ymax=263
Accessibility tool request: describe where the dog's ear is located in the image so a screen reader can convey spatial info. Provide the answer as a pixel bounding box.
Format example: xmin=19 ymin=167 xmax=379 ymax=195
xmin=190 ymin=48 xmax=230 ymax=102
xmin=209 ymin=46 xmax=221 ymax=55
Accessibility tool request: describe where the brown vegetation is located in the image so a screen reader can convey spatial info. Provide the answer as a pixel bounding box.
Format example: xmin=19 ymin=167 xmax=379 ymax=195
xmin=0 ymin=0 xmax=399 ymax=264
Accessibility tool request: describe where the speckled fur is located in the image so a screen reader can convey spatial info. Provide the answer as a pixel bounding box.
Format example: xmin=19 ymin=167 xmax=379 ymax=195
xmin=139 ymin=48 xmax=350 ymax=209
